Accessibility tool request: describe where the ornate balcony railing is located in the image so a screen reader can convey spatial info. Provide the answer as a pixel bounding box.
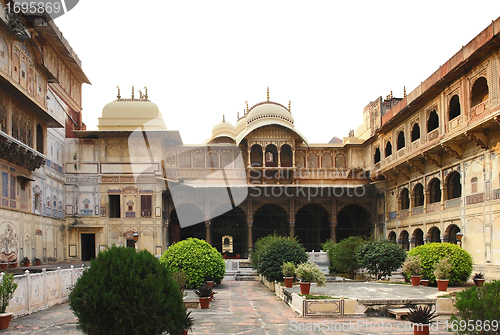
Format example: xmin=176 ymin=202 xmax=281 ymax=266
xmin=0 ymin=130 xmax=46 ymax=171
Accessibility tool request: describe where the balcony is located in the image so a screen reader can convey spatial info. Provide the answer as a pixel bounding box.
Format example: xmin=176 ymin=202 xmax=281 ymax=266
xmin=0 ymin=130 xmax=46 ymax=171
xmin=445 ymin=198 xmax=461 ymax=209
xmin=427 ymin=202 xmax=441 ymax=212
xmin=413 ymin=206 xmax=424 ymax=215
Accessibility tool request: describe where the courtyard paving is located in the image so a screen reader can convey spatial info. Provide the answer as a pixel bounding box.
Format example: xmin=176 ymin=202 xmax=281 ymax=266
xmin=0 ymin=280 xmax=462 ymax=335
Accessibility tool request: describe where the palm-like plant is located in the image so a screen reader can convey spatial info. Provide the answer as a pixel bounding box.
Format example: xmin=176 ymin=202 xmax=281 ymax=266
xmin=407 ymin=305 xmax=437 ymax=324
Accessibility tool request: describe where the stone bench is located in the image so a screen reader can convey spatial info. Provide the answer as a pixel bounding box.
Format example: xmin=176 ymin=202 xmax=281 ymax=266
xmin=387 ymin=308 xmax=411 ymax=320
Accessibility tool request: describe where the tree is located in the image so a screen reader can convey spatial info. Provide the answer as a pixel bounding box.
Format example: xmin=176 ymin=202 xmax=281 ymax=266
xmin=356 ymin=240 xmax=406 ymax=280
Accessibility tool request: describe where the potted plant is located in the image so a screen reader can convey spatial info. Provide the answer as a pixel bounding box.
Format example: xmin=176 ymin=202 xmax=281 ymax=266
xmin=205 ymin=275 xmax=214 ymax=288
xmin=403 ymin=255 xmax=423 ymax=286
xmin=180 ymin=311 xmax=194 ymax=335
xmin=0 ymin=273 xmax=18 ymax=329
xmin=420 ymin=276 xmax=430 ymax=286
xmin=407 ymin=305 xmax=437 ymax=335
xmin=0 ymin=261 xmax=7 ymax=270
xmin=295 ymin=262 xmax=326 ymax=295
xmin=472 ymin=272 xmax=485 ymax=287
xmin=8 ymin=260 xmax=17 ymax=269
xmin=433 ymin=257 xmax=452 ymax=291
xmin=34 ymin=258 xmax=41 ymax=266
xmin=194 ymin=283 xmax=213 ymax=309
xmin=20 ymin=257 xmax=30 ymax=267
xmin=282 ymin=262 xmax=295 ymax=288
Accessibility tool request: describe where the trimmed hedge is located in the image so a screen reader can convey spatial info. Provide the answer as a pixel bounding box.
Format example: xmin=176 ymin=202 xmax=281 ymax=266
xmin=255 ymin=235 xmax=308 ymax=282
xmin=160 ymin=238 xmax=225 ymax=288
xmin=450 ymin=280 xmax=500 ymax=335
xmin=408 ymin=243 xmax=472 ymax=285
xmin=322 ymin=236 xmax=367 ymax=277
xmin=356 ymin=240 xmax=406 ymax=280
xmin=69 ymin=246 xmax=185 ymax=335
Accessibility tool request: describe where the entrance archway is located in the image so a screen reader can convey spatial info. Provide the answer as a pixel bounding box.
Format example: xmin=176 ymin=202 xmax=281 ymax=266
xmin=295 ymin=204 xmax=329 ymax=251
xmin=253 ymin=204 xmax=288 ymax=244
xmin=169 ymin=205 xmax=205 ymax=244
xmin=211 ymin=206 xmax=247 ymax=257
xmin=336 ymin=204 xmax=372 ymax=242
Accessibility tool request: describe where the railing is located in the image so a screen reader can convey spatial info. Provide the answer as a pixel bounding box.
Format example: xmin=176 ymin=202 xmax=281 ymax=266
xmin=400 ymin=209 xmax=409 ymax=218
xmin=126 ymin=211 xmax=135 ymax=218
xmin=413 ymin=206 xmax=424 ymax=215
xmin=141 ymin=210 xmax=152 ymax=217
xmin=466 ymin=193 xmax=484 ymax=205
xmin=5 ymin=265 xmax=85 ymax=318
xmin=427 ymin=202 xmax=441 ymax=212
xmin=445 ymin=198 xmax=461 ymax=209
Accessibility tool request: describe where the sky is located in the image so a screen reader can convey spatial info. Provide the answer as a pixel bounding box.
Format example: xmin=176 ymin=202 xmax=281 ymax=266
xmin=54 ymin=1 xmax=500 ymax=144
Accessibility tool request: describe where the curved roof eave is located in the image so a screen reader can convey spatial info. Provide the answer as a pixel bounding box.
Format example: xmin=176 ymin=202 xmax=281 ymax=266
xmin=235 ymin=119 xmax=309 ymax=147
xmin=212 ymin=134 xmax=236 ymax=141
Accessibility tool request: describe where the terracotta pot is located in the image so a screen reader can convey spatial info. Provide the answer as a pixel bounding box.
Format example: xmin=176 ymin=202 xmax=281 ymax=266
xmin=437 ymin=279 xmax=449 ymax=291
xmin=0 ymin=263 xmax=7 ymax=270
xmin=404 ymin=277 xmax=410 ymax=283
xmin=0 ymin=313 xmax=13 ymax=330
xmin=411 ymin=275 xmax=421 ymax=286
xmin=199 ymin=297 xmax=210 ymax=309
xmin=206 ymin=281 xmax=214 ymax=288
xmin=35 ymin=261 xmax=41 ymax=266
xmin=284 ymin=277 xmax=293 ymax=288
xmin=413 ymin=323 xmax=430 ymax=335
xmin=300 ymin=282 xmax=311 ymax=295
xmin=474 ymin=279 xmax=485 ymax=287
xmin=9 ymin=263 xmax=17 ymax=269
xmin=181 ymin=330 xmax=188 ymax=335
xmin=23 ymin=261 xmax=30 ymax=267
xmin=420 ymin=279 xmax=430 ymax=286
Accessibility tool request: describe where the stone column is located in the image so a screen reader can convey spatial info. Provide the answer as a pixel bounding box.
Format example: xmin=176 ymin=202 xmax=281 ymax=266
xmin=424 ymin=190 xmax=430 ymax=213
xmin=205 ymin=220 xmax=211 ymax=244
xmin=164 ymin=220 xmax=170 ymax=248
xmin=289 ymin=221 xmax=295 ymax=238
xmin=441 ymin=185 xmax=447 ymax=210
xmin=247 ymin=222 xmax=253 ymax=250
xmin=330 ymin=223 xmax=337 ymax=243
xmin=409 ymin=194 xmax=415 ymax=216
xmin=277 ymin=149 xmax=281 ymax=167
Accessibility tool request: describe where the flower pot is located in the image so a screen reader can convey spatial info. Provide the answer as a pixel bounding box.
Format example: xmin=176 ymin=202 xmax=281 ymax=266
xmin=181 ymin=330 xmax=188 ymax=335
xmin=413 ymin=323 xmax=430 ymax=335
xmin=411 ymin=275 xmax=421 ymax=286
xmin=206 ymin=281 xmax=214 ymax=288
xmin=474 ymin=279 xmax=485 ymax=287
xmin=420 ymin=279 xmax=430 ymax=286
xmin=23 ymin=261 xmax=30 ymax=267
xmin=0 ymin=313 xmax=13 ymax=330
xmin=404 ymin=277 xmax=410 ymax=283
xmin=9 ymin=263 xmax=17 ymax=269
xmin=300 ymin=282 xmax=311 ymax=295
xmin=199 ymin=297 xmax=210 ymax=309
xmin=0 ymin=263 xmax=7 ymax=270
xmin=35 ymin=260 xmax=41 ymax=266
xmin=437 ymin=279 xmax=449 ymax=291
xmin=284 ymin=277 xmax=293 ymax=288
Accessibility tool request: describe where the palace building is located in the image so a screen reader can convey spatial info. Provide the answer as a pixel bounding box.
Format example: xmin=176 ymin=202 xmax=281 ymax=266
xmin=1 ymin=5 xmax=500 ymax=278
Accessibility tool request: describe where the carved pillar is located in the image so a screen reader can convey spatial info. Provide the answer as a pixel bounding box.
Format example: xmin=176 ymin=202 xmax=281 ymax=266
xmin=441 ymin=185 xmax=447 ymax=210
xmin=247 ymin=222 xmax=253 ymax=250
xmin=331 ymin=200 xmax=337 ymax=243
xmin=409 ymin=194 xmax=414 ymax=216
xmin=205 ymin=220 xmax=211 ymax=244
xmin=278 ymin=148 xmax=281 ymax=167
xmin=330 ymin=223 xmax=337 ymax=243
xmin=247 ymin=147 xmax=251 ymax=168
xmin=164 ymin=220 xmax=170 ymax=248
xmin=289 ymin=221 xmax=295 ymax=237
xmin=424 ymin=190 xmax=430 ymax=213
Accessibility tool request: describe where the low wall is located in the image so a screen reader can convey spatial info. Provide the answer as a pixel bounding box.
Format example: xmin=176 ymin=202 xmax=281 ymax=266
xmin=4 ymin=265 xmax=85 ymax=318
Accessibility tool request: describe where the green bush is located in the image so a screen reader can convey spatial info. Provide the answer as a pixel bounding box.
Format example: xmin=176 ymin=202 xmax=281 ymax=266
xmin=69 ymin=246 xmax=185 ymax=335
xmin=295 ymin=262 xmax=326 ymax=285
xmin=160 ymin=238 xmax=225 ymax=288
xmin=250 ymin=234 xmax=277 ymax=270
xmin=356 ymin=240 xmax=406 ymax=280
xmin=256 ymin=235 xmax=308 ymax=282
xmin=408 ymin=243 xmax=472 ymax=285
xmin=450 ymin=280 xmax=500 ymax=335
xmin=322 ymin=236 xmax=367 ymax=278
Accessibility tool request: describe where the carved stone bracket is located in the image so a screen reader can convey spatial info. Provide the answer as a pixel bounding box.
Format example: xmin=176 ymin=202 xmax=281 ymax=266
xmin=465 ymin=131 xmax=487 ymax=149
xmin=0 ymin=136 xmax=46 ymax=171
xmin=394 ymin=167 xmax=409 ymax=180
xmin=441 ymin=144 xmax=462 ymax=159
xmin=422 ymin=153 xmax=441 ymax=168
xmin=382 ymin=172 xmax=397 ymax=185
xmin=495 ymin=115 xmax=500 ymax=126
xmin=407 ymin=160 xmax=424 ymax=174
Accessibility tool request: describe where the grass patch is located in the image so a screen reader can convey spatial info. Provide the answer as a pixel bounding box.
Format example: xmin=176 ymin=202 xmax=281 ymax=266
xmin=437 ymin=294 xmax=453 ymax=298
xmin=299 ymin=294 xmax=341 ymax=300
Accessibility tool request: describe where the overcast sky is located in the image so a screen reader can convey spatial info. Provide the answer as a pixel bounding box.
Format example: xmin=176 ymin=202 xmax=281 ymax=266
xmin=54 ymin=1 xmax=500 ymax=144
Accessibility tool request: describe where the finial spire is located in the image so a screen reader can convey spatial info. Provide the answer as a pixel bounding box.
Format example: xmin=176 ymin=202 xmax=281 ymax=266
xmin=289 ymin=100 xmax=291 ymax=113
xmin=245 ymin=100 xmax=249 ymax=113
xmin=144 ymin=86 xmax=148 ymax=100
xmin=132 ymin=86 xmax=135 ymax=99
xmin=237 ymin=111 xmax=240 ymax=119
xmin=223 ymin=114 xmax=225 ymax=122
xmin=390 ymin=90 xmax=393 ymax=99
xmin=139 ymin=90 xmax=143 ymax=99
xmin=267 ymin=87 xmax=270 ymax=101
xmin=116 ymin=86 xmax=121 ymax=100
xmin=403 ymin=86 xmax=406 ymax=97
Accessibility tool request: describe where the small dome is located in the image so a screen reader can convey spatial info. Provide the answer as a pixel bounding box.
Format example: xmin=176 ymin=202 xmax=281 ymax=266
xmin=212 ymin=120 xmax=236 ymax=140
xmin=235 ymin=116 xmax=247 ymax=135
xmin=98 ymin=99 xmax=167 ymax=131
xmin=246 ymin=101 xmax=294 ymax=126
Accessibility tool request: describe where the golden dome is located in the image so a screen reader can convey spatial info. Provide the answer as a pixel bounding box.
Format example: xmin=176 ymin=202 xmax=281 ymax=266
xmin=246 ymin=101 xmax=294 ymax=126
xmin=98 ymin=99 xmax=167 ymax=131
xmin=211 ymin=119 xmax=236 ymax=140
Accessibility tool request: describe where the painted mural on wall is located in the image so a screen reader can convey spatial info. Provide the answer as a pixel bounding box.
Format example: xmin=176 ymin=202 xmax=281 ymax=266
xmin=0 ymin=222 xmax=18 ymax=261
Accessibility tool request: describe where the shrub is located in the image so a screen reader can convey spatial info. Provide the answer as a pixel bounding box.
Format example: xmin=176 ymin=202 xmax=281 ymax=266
xmin=257 ymin=235 xmax=308 ymax=282
xmin=282 ymin=262 xmax=295 ymax=277
xmin=250 ymin=234 xmax=278 ymax=270
xmin=295 ymin=262 xmax=326 ymax=286
xmin=408 ymin=243 xmax=472 ymax=285
xmin=450 ymin=280 xmax=500 ymax=335
xmin=0 ymin=273 xmax=18 ymax=313
xmin=69 ymin=246 xmax=185 ymax=335
xmin=322 ymin=236 xmax=367 ymax=278
xmin=402 ymin=255 xmax=423 ymax=278
xmin=160 ymin=238 xmax=225 ymax=288
xmin=433 ymin=257 xmax=452 ymax=280
xmin=356 ymin=240 xmax=406 ymax=280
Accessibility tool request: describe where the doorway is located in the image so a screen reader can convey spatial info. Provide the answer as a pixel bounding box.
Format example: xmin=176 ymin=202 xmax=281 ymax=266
xmin=81 ymin=234 xmax=96 ymax=261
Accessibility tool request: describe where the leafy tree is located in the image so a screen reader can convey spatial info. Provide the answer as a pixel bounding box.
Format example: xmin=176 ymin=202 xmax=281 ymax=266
xmin=250 ymin=234 xmax=277 ymax=270
xmin=69 ymin=246 xmax=185 ymax=335
xmin=356 ymin=240 xmax=406 ymax=280
xmin=160 ymin=238 xmax=225 ymax=288
xmin=322 ymin=236 xmax=367 ymax=278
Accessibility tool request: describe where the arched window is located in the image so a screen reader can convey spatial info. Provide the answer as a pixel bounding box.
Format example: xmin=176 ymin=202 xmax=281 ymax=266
xmin=429 ymin=227 xmax=441 ymax=243
xmin=221 ymin=152 xmax=233 ymax=168
xmin=449 ymin=95 xmax=461 ymax=121
xmin=427 ymin=110 xmax=439 ymax=132
xmin=385 ymin=141 xmax=392 ymax=157
xmin=296 ymin=152 xmax=305 ymax=168
xmin=335 ymin=154 xmax=346 ymax=168
xmin=265 ymin=145 xmax=278 ymax=167
xmin=414 ymin=183 xmax=424 ymax=207
xmin=374 ymin=147 xmax=381 ymax=164
xmin=401 ymin=188 xmax=409 ymax=210
xmin=250 ymin=145 xmax=263 ymax=167
xmin=397 ymin=131 xmax=405 ymax=150
xmin=36 ymin=123 xmax=43 ymax=153
xmin=388 ymin=231 xmax=397 ymax=243
xmin=411 ymin=123 xmax=420 ymax=142
xmin=308 ymin=154 xmax=318 ymax=168
xmin=447 ymin=171 xmax=461 ymax=199
xmin=180 ymin=152 xmax=191 ymax=168
xmin=280 ymin=145 xmax=293 ymax=167
xmin=429 ymin=178 xmax=441 ymax=203
xmin=208 ymin=151 xmax=219 ymax=168
xmin=471 ymin=77 xmax=489 ymax=107
xmin=321 ymin=153 xmax=332 ymax=168
xmin=193 ymin=152 xmax=204 ymax=168
xmin=401 ymin=230 xmax=409 ymax=251
xmin=414 ymin=229 xmax=424 ymax=246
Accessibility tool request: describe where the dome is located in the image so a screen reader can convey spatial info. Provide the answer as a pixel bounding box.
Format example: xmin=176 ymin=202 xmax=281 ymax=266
xmin=246 ymin=101 xmax=294 ymax=126
xmin=98 ymin=99 xmax=167 ymax=131
xmin=235 ymin=116 xmax=247 ymax=135
xmin=211 ymin=120 xmax=236 ymax=140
